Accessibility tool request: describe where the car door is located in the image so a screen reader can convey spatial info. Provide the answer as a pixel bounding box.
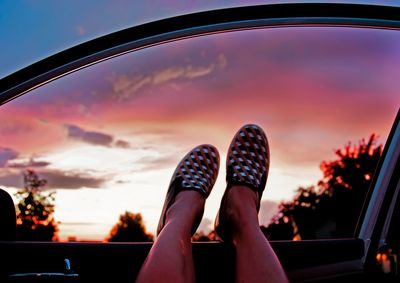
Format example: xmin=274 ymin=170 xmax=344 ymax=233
xmin=0 ymin=3 xmax=399 ymax=283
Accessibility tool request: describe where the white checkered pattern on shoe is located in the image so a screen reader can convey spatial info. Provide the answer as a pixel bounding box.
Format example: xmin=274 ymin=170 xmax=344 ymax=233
xmin=227 ymin=124 xmax=269 ymax=190
xmin=172 ymin=144 xmax=219 ymax=197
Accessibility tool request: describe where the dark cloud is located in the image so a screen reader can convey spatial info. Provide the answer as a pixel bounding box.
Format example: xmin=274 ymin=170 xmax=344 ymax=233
xmin=64 ymin=124 xmax=113 ymax=147
xmin=7 ymin=158 xmax=51 ymax=169
xmin=43 ymin=170 xmax=108 ymax=189
xmin=0 ymin=147 xmax=19 ymax=167
xmin=0 ymin=169 xmax=108 ymax=189
xmin=258 ymin=200 xmax=279 ymax=226
xmin=64 ymin=124 xmax=131 ymax=149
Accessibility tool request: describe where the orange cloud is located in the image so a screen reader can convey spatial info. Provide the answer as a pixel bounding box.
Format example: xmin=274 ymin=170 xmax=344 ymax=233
xmin=109 ymin=53 xmax=227 ymax=100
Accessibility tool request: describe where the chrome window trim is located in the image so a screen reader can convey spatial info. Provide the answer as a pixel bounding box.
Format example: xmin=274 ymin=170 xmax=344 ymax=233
xmin=359 ymin=116 xmax=400 ymax=261
xmin=378 ymin=180 xmax=400 ymax=248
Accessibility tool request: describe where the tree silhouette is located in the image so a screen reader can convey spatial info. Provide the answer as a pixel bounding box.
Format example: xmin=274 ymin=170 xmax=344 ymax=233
xmin=264 ymin=134 xmax=383 ymax=240
xmin=15 ymin=170 xmax=58 ymax=241
xmin=107 ymin=211 xmax=153 ymax=242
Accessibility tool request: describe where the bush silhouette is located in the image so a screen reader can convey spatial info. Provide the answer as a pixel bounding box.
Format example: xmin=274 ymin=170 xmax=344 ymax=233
xmin=264 ymin=134 xmax=382 ymax=240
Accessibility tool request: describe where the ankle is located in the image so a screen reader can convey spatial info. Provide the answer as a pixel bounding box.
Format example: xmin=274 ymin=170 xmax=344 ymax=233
xmin=165 ymin=191 xmax=205 ymax=233
xmin=225 ymin=185 xmax=258 ymax=219
xmin=219 ymin=185 xmax=260 ymax=240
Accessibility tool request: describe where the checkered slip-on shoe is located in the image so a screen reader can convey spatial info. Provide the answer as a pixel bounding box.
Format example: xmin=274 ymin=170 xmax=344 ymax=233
xmin=215 ymin=124 xmax=270 ymax=241
xmin=157 ymin=144 xmax=220 ymax=236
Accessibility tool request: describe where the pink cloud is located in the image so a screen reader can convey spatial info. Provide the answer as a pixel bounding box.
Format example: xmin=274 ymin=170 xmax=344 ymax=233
xmin=0 ymin=26 xmax=398 ymax=169
xmin=7 ymin=158 xmax=51 ymax=169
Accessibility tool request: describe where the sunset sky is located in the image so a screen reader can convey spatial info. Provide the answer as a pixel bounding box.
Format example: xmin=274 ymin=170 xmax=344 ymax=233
xmin=0 ymin=25 xmax=399 ymax=241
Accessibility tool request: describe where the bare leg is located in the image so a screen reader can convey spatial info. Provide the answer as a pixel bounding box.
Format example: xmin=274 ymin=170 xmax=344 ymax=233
xmin=223 ymin=186 xmax=289 ymax=283
xmin=135 ymin=191 xmax=204 ymax=283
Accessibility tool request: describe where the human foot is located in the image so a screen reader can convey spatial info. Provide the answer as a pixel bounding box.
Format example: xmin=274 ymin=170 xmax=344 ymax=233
xmin=157 ymin=144 xmax=220 ymax=236
xmin=215 ymin=124 xmax=270 ymax=241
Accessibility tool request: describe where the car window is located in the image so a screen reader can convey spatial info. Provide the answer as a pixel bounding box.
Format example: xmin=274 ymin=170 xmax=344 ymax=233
xmin=0 ymin=26 xmax=399 ymax=242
